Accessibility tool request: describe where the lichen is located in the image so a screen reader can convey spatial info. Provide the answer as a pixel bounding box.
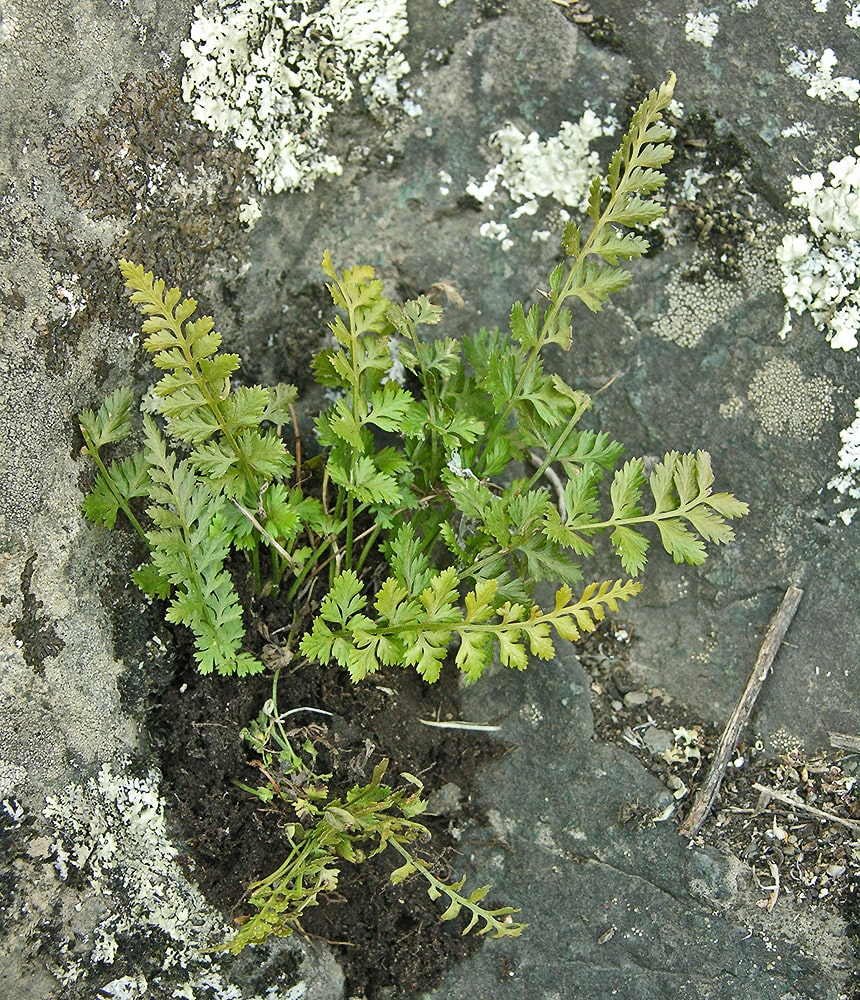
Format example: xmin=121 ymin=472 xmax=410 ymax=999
xmin=777 ymin=144 xmax=860 ymax=352
xmin=465 ymin=107 xmax=617 ymax=249
xmin=684 ymin=11 xmax=719 ymax=48
xmin=653 ymin=237 xmax=780 ymax=347
xmin=180 ymin=0 xmax=414 ymax=194
xmin=747 ymin=357 xmax=834 ymax=439
xmin=785 ymin=47 xmax=860 ymax=104
xmin=42 ymin=763 xmax=219 ymax=946
xmin=467 ymin=108 xmax=615 ymax=213
xmin=45 ymin=71 xmax=255 ymax=343
xmin=827 ymin=396 xmax=860 ymax=514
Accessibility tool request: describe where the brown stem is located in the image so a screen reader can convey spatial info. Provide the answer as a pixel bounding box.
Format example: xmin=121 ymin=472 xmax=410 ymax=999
xmin=679 ymin=585 xmax=803 ymax=838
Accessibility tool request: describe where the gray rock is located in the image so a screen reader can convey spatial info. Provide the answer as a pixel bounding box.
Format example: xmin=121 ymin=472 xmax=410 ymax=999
xmin=1 ymin=0 xmax=857 ymax=996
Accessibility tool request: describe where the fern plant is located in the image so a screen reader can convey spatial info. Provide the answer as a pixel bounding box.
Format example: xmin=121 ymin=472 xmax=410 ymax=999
xmin=226 ymin=670 xmax=523 ymax=951
xmin=79 ymin=73 xmax=748 ymax=947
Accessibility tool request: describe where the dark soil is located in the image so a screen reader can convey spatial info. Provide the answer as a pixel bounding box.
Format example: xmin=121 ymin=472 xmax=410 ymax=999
xmin=147 ymin=600 xmax=507 ymax=999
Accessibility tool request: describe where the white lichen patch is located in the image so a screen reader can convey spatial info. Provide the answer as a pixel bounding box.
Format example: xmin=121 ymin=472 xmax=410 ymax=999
xmin=786 ymin=47 xmax=860 ymax=104
xmin=846 ymin=1 xmax=860 ymax=28
xmin=466 ymin=109 xmax=616 ymax=247
xmin=237 ymin=197 xmax=262 ymax=229
xmin=685 ymin=11 xmax=719 ymax=48
xmin=777 ymin=145 xmax=860 ymax=351
xmin=747 ymin=357 xmax=834 ymax=438
xmin=181 ymin=0 xmax=411 ymax=193
xmin=654 ymin=266 xmax=744 ymax=347
xmin=718 ymin=395 xmax=744 ymax=419
xmin=486 ymin=111 xmax=613 ymax=210
xmin=42 ymin=763 xmax=227 ymax=976
xmin=479 ymin=219 xmax=513 ymax=251
xmin=828 ymin=396 xmax=860 ymax=513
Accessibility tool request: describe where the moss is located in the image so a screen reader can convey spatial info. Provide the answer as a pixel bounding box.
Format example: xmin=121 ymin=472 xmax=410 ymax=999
xmin=555 ymin=2 xmax=623 ymax=53
xmin=44 ymin=71 xmax=256 ymax=348
xmin=662 ymin=110 xmax=759 ymax=281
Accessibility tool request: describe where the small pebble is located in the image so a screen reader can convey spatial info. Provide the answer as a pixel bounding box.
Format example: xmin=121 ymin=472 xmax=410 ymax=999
xmin=624 ymin=691 xmax=650 ymax=708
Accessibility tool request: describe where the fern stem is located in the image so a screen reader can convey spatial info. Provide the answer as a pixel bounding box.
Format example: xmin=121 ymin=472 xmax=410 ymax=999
xmin=80 ymin=434 xmax=148 ymax=541
xmin=517 ymin=403 xmax=589 ymax=497
xmin=344 ymin=494 xmax=355 ymax=573
xmin=581 ymin=492 xmax=711 ymax=534
xmin=354 ymin=522 xmax=381 ymax=574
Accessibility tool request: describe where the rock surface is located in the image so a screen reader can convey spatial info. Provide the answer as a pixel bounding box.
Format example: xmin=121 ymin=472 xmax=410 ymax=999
xmin=1 ymin=0 xmax=858 ymax=997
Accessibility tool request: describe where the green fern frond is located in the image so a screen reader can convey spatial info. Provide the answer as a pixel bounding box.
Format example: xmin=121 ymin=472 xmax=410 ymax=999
xmin=300 ymin=571 xmax=642 ymax=685
xmin=547 ymin=449 xmax=748 ymax=577
xmin=141 ymin=415 xmax=263 ymax=676
xmin=119 ymin=260 xmax=296 ymax=501
xmin=79 ymin=386 xmax=135 ymax=451
xmin=389 ymin=839 xmax=525 ymax=938
xmin=79 ymin=387 xmax=148 ymax=538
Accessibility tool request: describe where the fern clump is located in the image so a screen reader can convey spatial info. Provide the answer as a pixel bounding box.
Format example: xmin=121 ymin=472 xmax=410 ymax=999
xmin=79 ymin=73 xmax=747 ymax=946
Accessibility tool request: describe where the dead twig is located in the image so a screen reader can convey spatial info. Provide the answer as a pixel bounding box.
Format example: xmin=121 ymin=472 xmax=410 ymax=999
xmin=528 ymin=450 xmax=566 ymax=519
xmin=751 ymin=781 xmax=860 ymax=834
xmin=231 ymin=497 xmax=299 ymax=569
xmin=679 ymin=585 xmax=804 ymax=838
xmin=418 ymin=718 xmax=501 ymax=732
xmin=760 ymin=861 xmax=780 ymax=912
xmin=829 ymin=731 xmax=860 ymax=752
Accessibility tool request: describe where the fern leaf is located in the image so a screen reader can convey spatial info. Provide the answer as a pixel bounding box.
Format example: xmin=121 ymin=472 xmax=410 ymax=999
xmin=131 ymin=561 xmax=171 ymax=599
xmin=328 ymin=454 xmax=404 ymax=506
xmin=610 ymin=459 xmax=645 ymax=520
xmin=561 ymin=221 xmax=582 ymax=256
xmin=569 ymin=262 xmax=633 ymax=312
xmin=610 ymin=524 xmax=650 ymax=576
xmin=366 ymin=382 xmax=419 ymax=433
xmin=654 ymin=518 xmax=707 ymax=565
xmin=262 ymin=383 xmax=298 ymax=425
xmin=140 ymin=415 xmax=261 ymax=676
xmin=510 ymin=301 xmax=542 ymax=351
xmin=81 ymin=452 xmax=150 ymax=528
xmin=588 ymin=229 xmax=650 ymax=264
xmin=79 ymin=386 xmax=135 ymax=451
xmin=387 ymin=296 xmax=443 ymax=338
xmin=384 ymin=522 xmax=435 ymax=593
xmin=317 ymin=570 xmax=367 ymax=626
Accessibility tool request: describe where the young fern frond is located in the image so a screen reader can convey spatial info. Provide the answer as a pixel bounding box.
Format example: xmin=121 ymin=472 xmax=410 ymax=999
xmin=224 ymin=757 xmax=521 ymax=952
xmin=389 ymin=839 xmax=524 ymax=937
xmin=542 ymin=450 xmax=749 ymax=576
xmin=300 ymin=570 xmax=642 ymax=684
xmin=120 ymin=259 xmax=295 ymax=501
xmin=482 ymin=73 xmax=676 ymax=450
xmin=79 ymin=387 xmax=149 ymax=536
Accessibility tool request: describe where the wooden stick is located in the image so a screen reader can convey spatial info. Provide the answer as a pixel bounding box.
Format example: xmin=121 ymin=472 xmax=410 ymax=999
xmin=752 ymin=782 xmax=860 ymax=834
xmin=829 ymin=731 xmax=860 ymax=752
xmin=679 ymin=585 xmax=804 ymax=838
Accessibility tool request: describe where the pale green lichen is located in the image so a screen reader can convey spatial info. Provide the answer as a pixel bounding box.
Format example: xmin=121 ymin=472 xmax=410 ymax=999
xmin=181 ymin=0 xmax=414 ymax=193
xmin=747 ymin=357 xmax=834 ymax=438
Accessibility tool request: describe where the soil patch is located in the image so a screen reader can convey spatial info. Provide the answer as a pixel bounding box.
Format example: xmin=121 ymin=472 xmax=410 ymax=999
xmin=147 ymin=602 xmax=507 ymax=999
